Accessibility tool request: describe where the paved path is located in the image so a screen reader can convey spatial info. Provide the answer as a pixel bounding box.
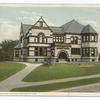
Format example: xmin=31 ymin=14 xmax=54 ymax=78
xmin=0 ymin=62 xmax=42 ymax=91
xmin=8 ymin=73 xmax=100 ymax=92
xmin=1 ymin=62 xmax=100 ymax=92
xmin=53 ymin=83 xmax=100 ymax=92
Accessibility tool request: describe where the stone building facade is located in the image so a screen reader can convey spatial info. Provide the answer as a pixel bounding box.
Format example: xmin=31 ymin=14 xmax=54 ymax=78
xmin=14 ymin=17 xmax=99 ymax=62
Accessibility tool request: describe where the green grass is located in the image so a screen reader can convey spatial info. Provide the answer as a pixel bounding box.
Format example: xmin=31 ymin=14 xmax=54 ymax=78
xmin=12 ymin=77 xmax=100 ymax=92
xmin=23 ymin=62 xmax=100 ymax=82
xmin=0 ymin=61 xmax=26 ymax=81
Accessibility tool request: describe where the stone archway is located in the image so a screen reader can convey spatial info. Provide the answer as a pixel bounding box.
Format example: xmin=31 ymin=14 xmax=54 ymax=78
xmin=57 ymin=51 xmax=69 ymax=61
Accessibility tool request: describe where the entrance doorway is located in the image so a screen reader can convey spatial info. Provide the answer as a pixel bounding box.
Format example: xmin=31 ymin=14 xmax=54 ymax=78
xmin=58 ymin=51 xmax=68 ymax=61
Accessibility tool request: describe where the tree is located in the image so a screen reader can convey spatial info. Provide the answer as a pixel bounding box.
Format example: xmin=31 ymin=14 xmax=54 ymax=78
xmin=44 ymin=48 xmax=53 ymax=66
xmin=0 ymin=40 xmax=18 ymax=61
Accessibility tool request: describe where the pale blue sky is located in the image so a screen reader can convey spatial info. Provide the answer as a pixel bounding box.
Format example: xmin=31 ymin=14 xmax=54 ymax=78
xmin=0 ymin=7 xmax=100 ymax=42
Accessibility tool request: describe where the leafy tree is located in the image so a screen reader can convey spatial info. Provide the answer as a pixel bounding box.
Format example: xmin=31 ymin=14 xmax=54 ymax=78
xmin=0 ymin=40 xmax=18 ymax=61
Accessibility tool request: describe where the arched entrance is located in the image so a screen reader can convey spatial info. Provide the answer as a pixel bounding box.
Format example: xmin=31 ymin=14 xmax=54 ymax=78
xmin=57 ymin=51 xmax=69 ymax=61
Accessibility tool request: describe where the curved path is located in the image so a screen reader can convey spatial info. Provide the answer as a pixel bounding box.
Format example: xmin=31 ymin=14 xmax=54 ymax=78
xmin=1 ymin=62 xmax=100 ymax=92
xmin=0 ymin=62 xmax=42 ymax=91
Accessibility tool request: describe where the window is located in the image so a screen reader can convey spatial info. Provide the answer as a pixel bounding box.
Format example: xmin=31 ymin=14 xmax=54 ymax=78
xmin=23 ymin=49 xmax=27 ymax=56
xmin=71 ymin=36 xmax=78 ymax=44
xmin=15 ymin=50 xmax=19 ymax=57
xmin=43 ymin=48 xmax=47 ymax=56
xmin=40 ymin=47 xmax=43 ymax=56
xmin=39 ymin=35 xmax=43 ymax=43
xmin=82 ymin=35 xmax=98 ymax=42
xmin=53 ymin=36 xmax=56 ymax=42
xmin=39 ymin=21 xmax=43 ymax=27
xmin=86 ymin=48 xmax=90 ymax=56
xmin=86 ymin=36 xmax=89 ymax=42
xmin=91 ymin=48 xmax=95 ymax=56
xmin=71 ymin=36 xmax=74 ymax=44
xmin=53 ymin=35 xmax=64 ymax=43
xmin=82 ymin=48 xmax=90 ymax=57
xmin=91 ymin=35 xmax=95 ymax=42
xmin=34 ymin=47 xmax=47 ymax=56
xmin=29 ymin=30 xmax=32 ymax=35
xmin=82 ymin=35 xmax=89 ymax=42
xmin=82 ymin=47 xmax=97 ymax=57
xmin=95 ymin=35 xmax=98 ymax=42
xmin=75 ymin=37 xmax=78 ymax=44
xmin=34 ymin=37 xmax=38 ymax=43
xmin=71 ymin=48 xmax=80 ymax=55
xmin=35 ymin=47 xmax=38 ymax=56
xmin=44 ymin=38 xmax=46 ymax=43
xmin=83 ymin=36 xmax=85 ymax=42
xmin=38 ymin=33 xmax=44 ymax=43
xmin=34 ymin=37 xmax=36 ymax=42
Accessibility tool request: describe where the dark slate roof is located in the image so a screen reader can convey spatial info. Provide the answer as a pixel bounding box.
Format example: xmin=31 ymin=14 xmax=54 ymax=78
xmin=50 ymin=26 xmax=63 ymax=33
xmin=20 ymin=19 xmax=98 ymax=35
xmin=22 ymin=24 xmax=33 ymax=35
xmin=21 ymin=24 xmax=64 ymax=35
xmin=61 ymin=19 xmax=84 ymax=33
xmin=14 ymin=43 xmax=21 ymax=49
xmin=81 ymin=24 xmax=98 ymax=34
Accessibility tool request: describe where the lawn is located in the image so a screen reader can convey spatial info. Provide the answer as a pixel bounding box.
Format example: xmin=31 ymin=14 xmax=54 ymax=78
xmin=23 ymin=62 xmax=100 ymax=82
xmin=12 ymin=77 xmax=100 ymax=92
xmin=0 ymin=61 xmax=26 ymax=81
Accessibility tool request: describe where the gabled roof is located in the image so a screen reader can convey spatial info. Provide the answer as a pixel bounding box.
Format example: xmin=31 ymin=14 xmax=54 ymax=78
xmin=33 ymin=17 xmax=52 ymax=31
xmin=20 ymin=18 xmax=98 ymax=35
xmin=61 ymin=19 xmax=84 ymax=33
xmin=21 ymin=24 xmax=33 ymax=35
xmin=81 ymin=24 xmax=98 ymax=34
xmin=21 ymin=17 xmax=53 ymax=36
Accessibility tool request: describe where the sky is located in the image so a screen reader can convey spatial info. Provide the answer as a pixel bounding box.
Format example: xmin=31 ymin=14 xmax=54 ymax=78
xmin=0 ymin=6 xmax=100 ymax=50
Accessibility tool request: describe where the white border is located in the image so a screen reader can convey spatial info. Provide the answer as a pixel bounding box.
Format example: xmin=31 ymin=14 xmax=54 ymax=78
xmin=0 ymin=2 xmax=100 ymax=99
xmin=0 ymin=0 xmax=100 ymax=3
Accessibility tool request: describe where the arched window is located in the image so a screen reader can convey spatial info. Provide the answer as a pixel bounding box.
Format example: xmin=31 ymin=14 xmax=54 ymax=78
xmin=70 ymin=36 xmax=78 ymax=44
xmin=75 ymin=37 xmax=78 ymax=44
xmin=38 ymin=33 xmax=44 ymax=43
xmin=70 ymin=36 xmax=74 ymax=44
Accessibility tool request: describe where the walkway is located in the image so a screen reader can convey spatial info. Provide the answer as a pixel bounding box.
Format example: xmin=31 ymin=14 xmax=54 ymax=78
xmin=12 ymin=73 xmax=100 ymax=90
xmin=0 ymin=62 xmax=42 ymax=91
xmin=0 ymin=62 xmax=100 ymax=92
xmin=53 ymin=83 xmax=100 ymax=92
